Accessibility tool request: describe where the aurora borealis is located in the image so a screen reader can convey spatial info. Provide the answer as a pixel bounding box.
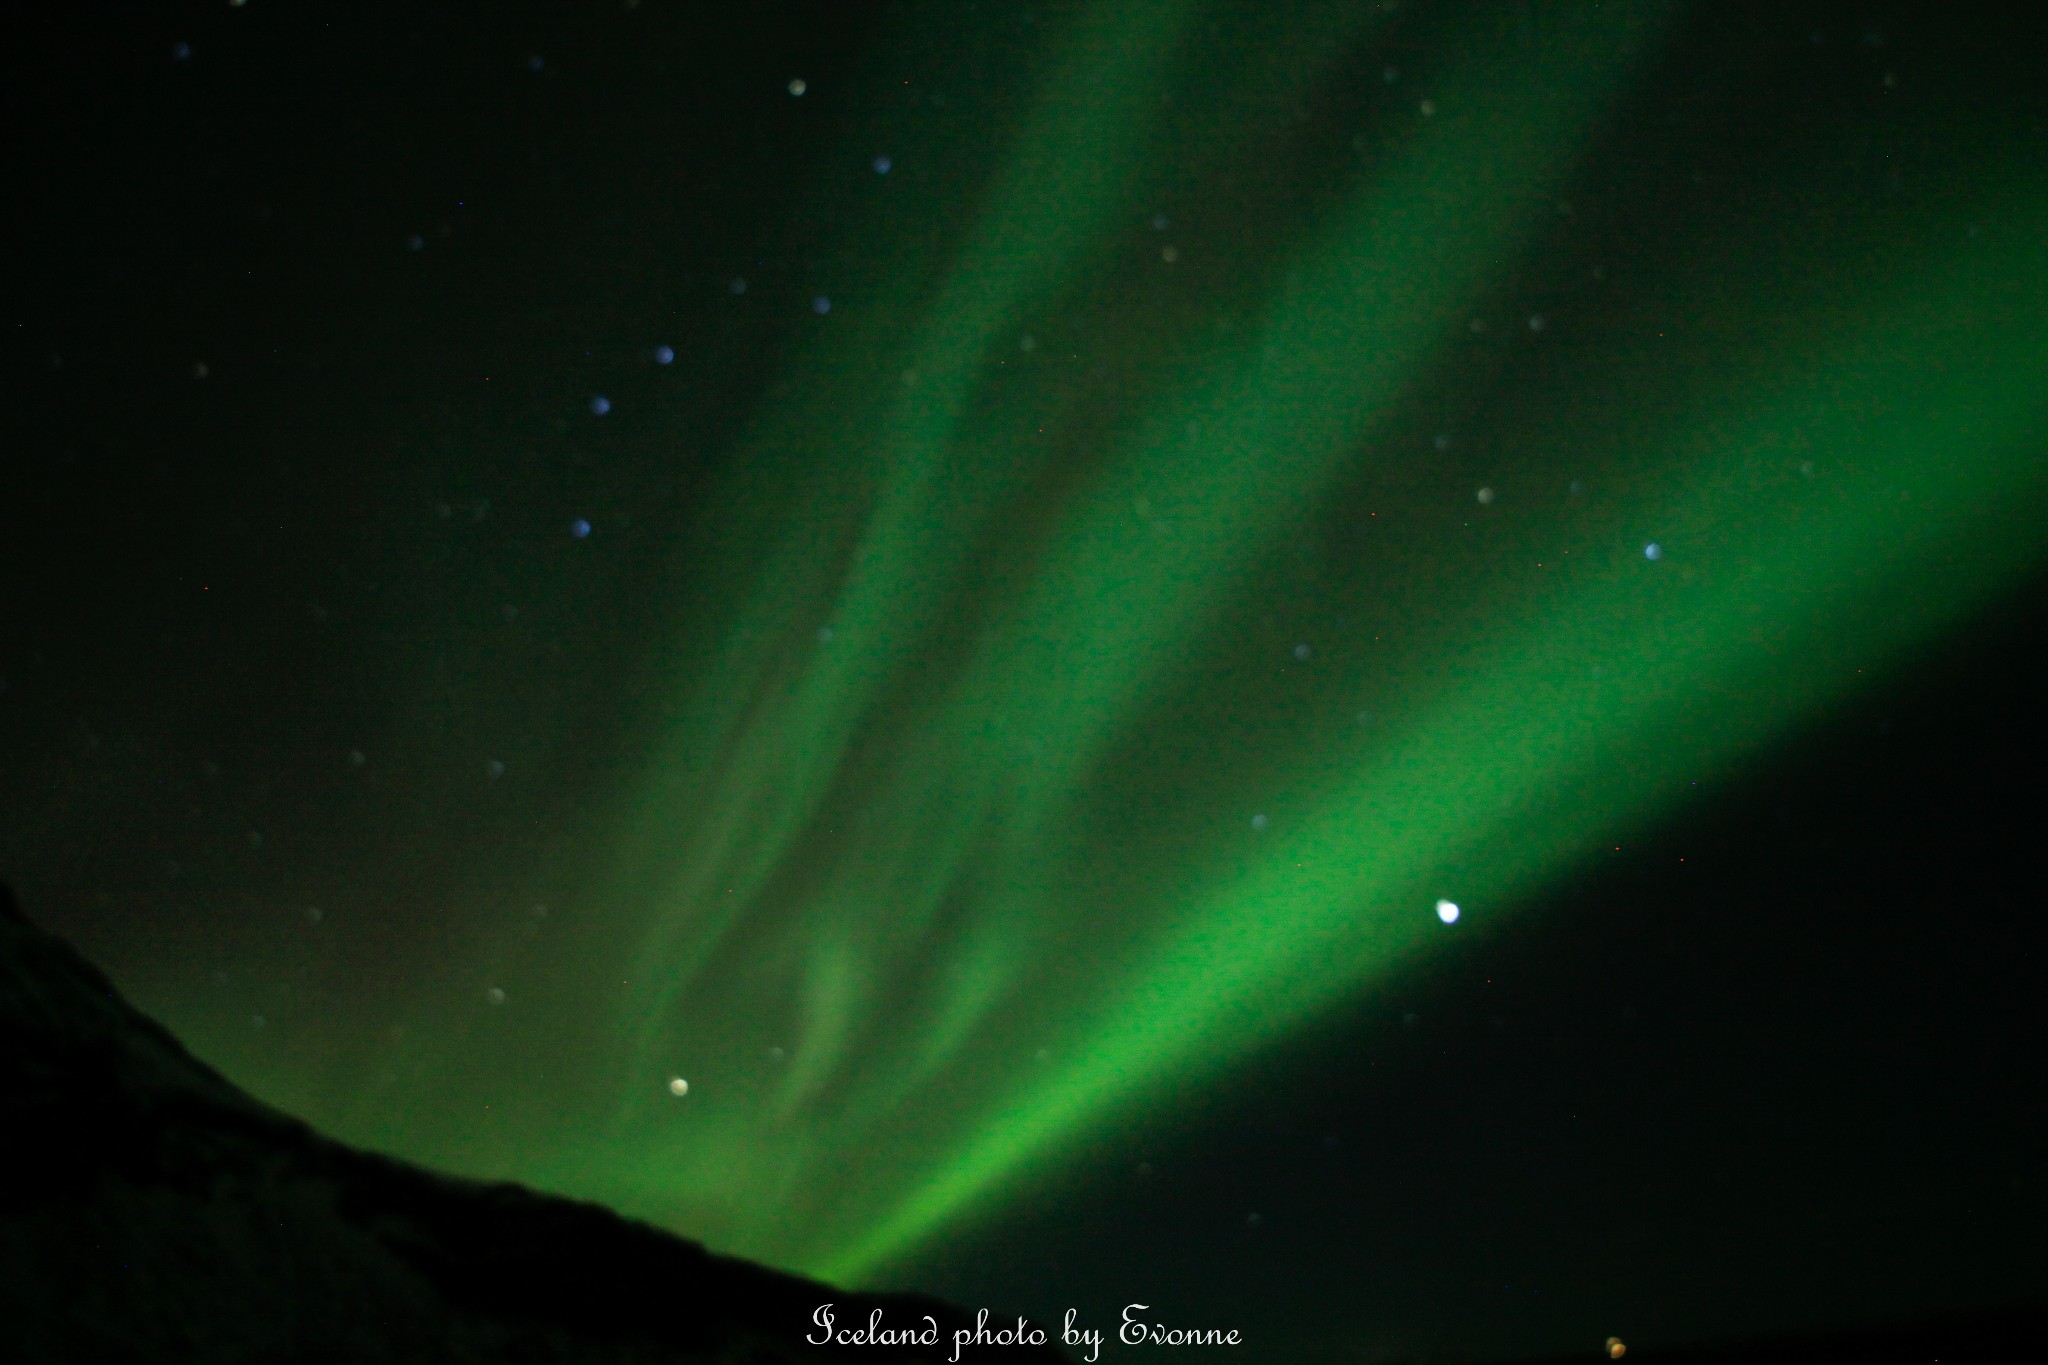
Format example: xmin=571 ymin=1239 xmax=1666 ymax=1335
xmin=8 ymin=1 xmax=2048 ymax=1359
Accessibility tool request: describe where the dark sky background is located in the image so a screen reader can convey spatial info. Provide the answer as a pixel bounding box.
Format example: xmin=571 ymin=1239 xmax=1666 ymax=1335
xmin=4 ymin=3 xmax=2046 ymax=1362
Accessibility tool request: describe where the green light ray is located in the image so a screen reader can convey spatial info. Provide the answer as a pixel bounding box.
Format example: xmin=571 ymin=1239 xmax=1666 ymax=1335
xmin=730 ymin=0 xmax=1682 ymax=1183
xmin=819 ymin=207 xmax=2048 ymax=1277
xmin=546 ymin=3 xmax=1689 ymax=1261
xmin=600 ymin=0 xmax=1210 ymax=1056
xmin=322 ymin=0 xmax=2048 ymax=1293
xmin=598 ymin=0 xmax=1430 ymax=1074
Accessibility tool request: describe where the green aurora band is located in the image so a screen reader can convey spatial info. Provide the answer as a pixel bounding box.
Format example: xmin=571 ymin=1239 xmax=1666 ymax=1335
xmin=309 ymin=1 xmax=2048 ymax=1288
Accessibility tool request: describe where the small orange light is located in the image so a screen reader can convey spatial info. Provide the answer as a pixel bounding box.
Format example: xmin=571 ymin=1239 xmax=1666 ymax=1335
xmin=1605 ymin=1337 xmax=1626 ymax=1359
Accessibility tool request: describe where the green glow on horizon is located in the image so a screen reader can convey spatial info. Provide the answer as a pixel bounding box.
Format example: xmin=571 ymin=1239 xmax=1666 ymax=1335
xmin=294 ymin=0 xmax=2048 ymax=1291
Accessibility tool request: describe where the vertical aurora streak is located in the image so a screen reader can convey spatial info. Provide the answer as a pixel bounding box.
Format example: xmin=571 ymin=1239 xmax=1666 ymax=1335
xmin=820 ymin=203 xmax=2048 ymax=1278
xmin=299 ymin=0 xmax=2048 ymax=1290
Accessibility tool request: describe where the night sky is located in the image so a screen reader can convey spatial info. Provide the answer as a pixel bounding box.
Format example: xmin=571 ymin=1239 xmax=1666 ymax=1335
xmin=5 ymin=2 xmax=2048 ymax=1361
